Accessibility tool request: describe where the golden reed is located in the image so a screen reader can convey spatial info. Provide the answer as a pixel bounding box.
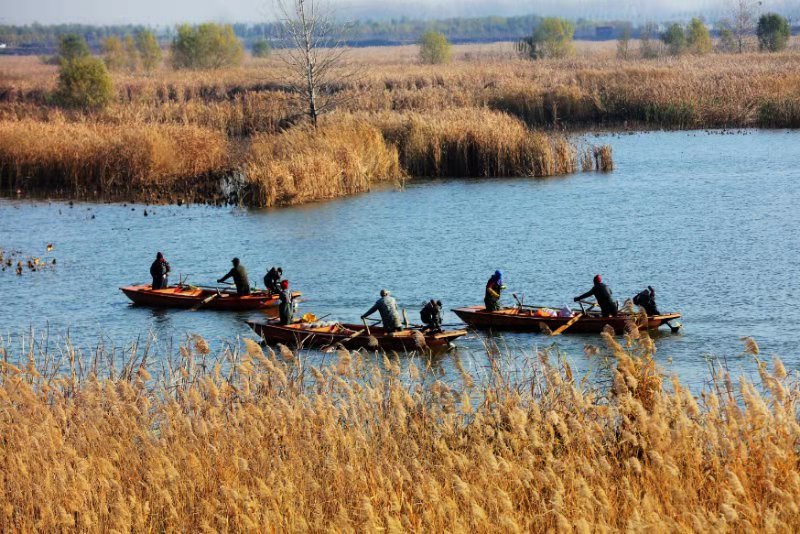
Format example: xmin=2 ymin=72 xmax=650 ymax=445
xmin=0 ymin=330 xmax=797 ymax=531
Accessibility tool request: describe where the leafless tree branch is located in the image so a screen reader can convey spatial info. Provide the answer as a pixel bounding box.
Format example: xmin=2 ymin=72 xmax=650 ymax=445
xmin=273 ymin=0 xmax=359 ymax=126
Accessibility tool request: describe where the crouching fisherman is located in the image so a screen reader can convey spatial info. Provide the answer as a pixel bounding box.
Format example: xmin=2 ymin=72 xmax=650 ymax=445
xmin=633 ymin=285 xmax=679 ymax=332
xmin=150 ymin=252 xmax=170 ymax=289
xmin=218 ymin=257 xmax=250 ymax=296
xmin=574 ymin=274 xmax=618 ymax=317
xmin=264 ymin=266 xmax=283 ymax=294
xmin=633 ymin=286 xmax=660 ymax=315
xmin=420 ymin=299 xmax=443 ymax=332
xmin=484 ymin=270 xmax=506 ymax=312
xmin=362 ymin=289 xmax=403 ymax=333
xmin=278 ymin=280 xmax=294 ymax=325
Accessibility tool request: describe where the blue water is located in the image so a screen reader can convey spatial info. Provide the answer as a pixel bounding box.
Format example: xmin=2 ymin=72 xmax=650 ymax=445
xmin=1 ymin=130 xmax=798 ymax=390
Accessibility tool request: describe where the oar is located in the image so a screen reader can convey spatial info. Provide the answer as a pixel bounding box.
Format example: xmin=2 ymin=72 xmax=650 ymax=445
xmin=321 ymin=319 xmax=376 ymax=353
xmin=550 ymin=312 xmax=583 ymax=336
xmin=190 ymin=290 xmax=221 ymax=311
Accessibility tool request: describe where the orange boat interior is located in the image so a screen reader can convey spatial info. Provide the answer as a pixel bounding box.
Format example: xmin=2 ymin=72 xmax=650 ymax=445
xmin=126 ymin=284 xmax=300 ymax=299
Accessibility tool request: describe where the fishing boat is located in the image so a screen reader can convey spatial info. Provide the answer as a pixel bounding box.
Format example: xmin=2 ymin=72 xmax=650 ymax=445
xmin=246 ymin=319 xmax=468 ymax=352
xmin=451 ymin=305 xmax=681 ymax=335
xmin=120 ymin=284 xmax=301 ymax=311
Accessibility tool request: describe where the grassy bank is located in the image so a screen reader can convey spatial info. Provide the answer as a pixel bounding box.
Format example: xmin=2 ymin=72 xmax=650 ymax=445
xmin=245 ymin=118 xmax=401 ymax=207
xmin=9 ymin=42 xmax=800 ymax=205
xmin=0 ymin=332 xmax=797 ymax=531
xmin=3 ymin=45 xmax=800 ymax=131
xmin=0 ymin=119 xmax=229 ymax=203
xmin=373 ymin=109 xmax=584 ymax=177
xmin=0 ymin=111 xmax=607 ymax=207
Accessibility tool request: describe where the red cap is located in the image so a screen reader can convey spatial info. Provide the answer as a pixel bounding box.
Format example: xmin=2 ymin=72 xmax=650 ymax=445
xmin=281 ymin=280 xmax=289 ymax=289
xmin=594 ymin=274 xmax=602 ymax=284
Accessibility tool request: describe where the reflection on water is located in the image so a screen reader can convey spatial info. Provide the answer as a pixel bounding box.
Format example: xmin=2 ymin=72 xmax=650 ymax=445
xmin=148 ymin=307 xmax=174 ymax=328
xmin=1 ymin=130 xmax=799 ymax=391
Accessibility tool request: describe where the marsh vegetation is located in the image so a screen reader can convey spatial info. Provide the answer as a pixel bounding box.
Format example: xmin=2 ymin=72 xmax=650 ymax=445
xmin=0 ymin=331 xmax=797 ymax=531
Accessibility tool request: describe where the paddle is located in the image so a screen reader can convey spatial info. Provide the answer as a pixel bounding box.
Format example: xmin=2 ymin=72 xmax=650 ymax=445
xmin=321 ymin=318 xmax=378 ymax=353
xmin=550 ymin=312 xmax=583 ymax=336
xmin=190 ymin=290 xmax=221 ymax=311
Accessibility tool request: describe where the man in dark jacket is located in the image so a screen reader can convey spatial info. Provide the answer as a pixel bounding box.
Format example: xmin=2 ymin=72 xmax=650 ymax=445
xmin=264 ymin=266 xmax=283 ymax=294
xmin=420 ymin=299 xmax=443 ymax=332
xmin=218 ymin=257 xmax=250 ymax=296
xmin=484 ymin=270 xmax=506 ymax=312
xmin=278 ymin=279 xmax=294 ymax=325
xmin=574 ymin=275 xmax=618 ymax=317
xmin=632 ymin=286 xmax=660 ymax=316
xmin=149 ymin=252 xmax=170 ymax=290
xmin=362 ymin=289 xmax=403 ymax=332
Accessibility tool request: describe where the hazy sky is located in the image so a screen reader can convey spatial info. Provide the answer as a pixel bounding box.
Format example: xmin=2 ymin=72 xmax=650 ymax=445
xmin=0 ymin=0 xmax=796 ymax=25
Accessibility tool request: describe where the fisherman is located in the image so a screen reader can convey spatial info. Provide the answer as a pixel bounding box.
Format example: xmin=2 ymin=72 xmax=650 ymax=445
xmin=632 ymin=286 xmax=660 ymax=316
xmin=633 ymin=285 xmax=679 ymax=331
xmin=420 ymin=299 xmax=443 ymax=332
xmin=149 ymin=252 xmax=170 ymax=290
xmin=574 ymin=275 xmax=618 ymax=317
xmin=484 ymin=270 xmax=506 ymax=312
xmin=362 ymin=289 xmax=403 ymax=333
xmin=217 ymin=257 xmax=250 ymax=296
xmin=278 ymin=279 xmax=294 ymax=325
xmin=264 ymin=266 xmax=283 ymax=294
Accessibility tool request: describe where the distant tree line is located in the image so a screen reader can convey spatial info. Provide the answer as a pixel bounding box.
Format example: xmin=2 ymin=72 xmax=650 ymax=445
xmin=5 ymin=13 xmax=794 ymax=54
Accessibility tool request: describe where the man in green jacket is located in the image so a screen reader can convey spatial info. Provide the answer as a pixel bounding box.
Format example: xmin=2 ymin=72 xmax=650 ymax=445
xmin=218 ymin=257 xmax=250 ymax=296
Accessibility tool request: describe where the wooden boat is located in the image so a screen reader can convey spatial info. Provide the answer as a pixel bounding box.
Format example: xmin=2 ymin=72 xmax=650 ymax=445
xmin=120 ymin=284 xmax=301 ymax=312
xmin=451 ymin=305 xmax=681 ymax=334
xmin=246 ymin=320 xmax=468 ymax=352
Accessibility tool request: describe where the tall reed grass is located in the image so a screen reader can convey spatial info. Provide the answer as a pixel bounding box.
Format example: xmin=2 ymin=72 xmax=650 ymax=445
xmin=373 ymin=109 xmax=607 ymax=177
xmin=4 ymin=50 xmax=800 ymax=131
xmin=0 ymin=331 xmax=797 ymax=531
xmin=0 ymin=119 xmax=229 ymax=202
xmin=245 ymin=118 xmax=401 ymax=207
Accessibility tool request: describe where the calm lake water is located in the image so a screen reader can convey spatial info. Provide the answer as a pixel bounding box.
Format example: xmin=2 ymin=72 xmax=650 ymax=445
xmin=1 ymin=130 xmax=798 ymax=390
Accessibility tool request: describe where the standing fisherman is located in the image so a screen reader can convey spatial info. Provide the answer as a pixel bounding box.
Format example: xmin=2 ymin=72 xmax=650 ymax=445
xmin=218 ymin=257 xmax=251 ymax=296
xmin=484 ymin=270 xmax=506 ymax=312
xmin=149 ymin=252 xmax=170 ymax=290
xmin=362 ymin=289 xmax=403 ymax=332
xmin=574 ymin=275 xmax=618 ymax=317
xmin=420 ymin=299 xmax=443 ymax=332
xmin=264 ymin=266 xmax=283 ymax=294
xmin=278 ymin=280 xmax=294 ymax=325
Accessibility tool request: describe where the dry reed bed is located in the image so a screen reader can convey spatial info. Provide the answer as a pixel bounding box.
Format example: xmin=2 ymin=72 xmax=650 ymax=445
xmin=0 ymin=111 xmax=607 ymax=206
xmin=371 ymin=109 xmax=585 ymax=177
xmin=0 ymin=119 xmax=229 ymax=202
xmin=245 ymin=118 xmax=401 ymax=207
xmin=4 ymin=51 xmax=800 ymax=130
xmin=0 ymin=331 xmax=798 ymax=531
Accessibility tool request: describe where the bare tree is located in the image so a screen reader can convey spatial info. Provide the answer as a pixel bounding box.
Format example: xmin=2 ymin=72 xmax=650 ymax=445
xmin=274 ymin=0 xmax=351 ymax=127
xmin=639 ymin=22 xmax=660 ymax=59
xmin=616 ymin=24 xmax=632 ymax=59
xmin=728 ymin=0 xmax=762 ymax=53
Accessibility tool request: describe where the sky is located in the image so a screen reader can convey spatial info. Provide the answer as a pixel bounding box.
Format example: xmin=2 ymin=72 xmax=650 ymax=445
xmin=0 ymin=0 xmax=797 ymax=26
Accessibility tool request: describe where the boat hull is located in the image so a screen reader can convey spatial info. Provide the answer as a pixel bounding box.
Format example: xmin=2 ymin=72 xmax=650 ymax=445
xmin=247 ymin=320 xmax=467 ymax=352
xmin=452 ymin=306 xmax=681 ymax=334
xmin=120 ymin=284 xmax=300 ymax=312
